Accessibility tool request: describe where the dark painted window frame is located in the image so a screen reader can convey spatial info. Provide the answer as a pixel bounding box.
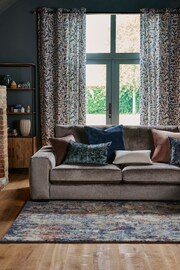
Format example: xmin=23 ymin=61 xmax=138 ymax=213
xmin=86 ymin=14 xmax=140 ymax=124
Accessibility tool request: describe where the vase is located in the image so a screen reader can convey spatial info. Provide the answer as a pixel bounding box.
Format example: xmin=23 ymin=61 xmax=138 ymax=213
xmin=2 ymin=74 xmax=12 ymax=87
xmin=10 ymin=80 xmax=17 ymax=89
xmin=19 ymin=119 xmax=31 ymax=136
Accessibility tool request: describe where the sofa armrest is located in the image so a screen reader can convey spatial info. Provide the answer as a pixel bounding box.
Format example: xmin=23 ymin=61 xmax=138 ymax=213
xmin=29 ymin=147 xmax=56 ymax=200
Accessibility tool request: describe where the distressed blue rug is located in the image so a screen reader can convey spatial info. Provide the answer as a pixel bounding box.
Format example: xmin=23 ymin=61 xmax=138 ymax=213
xmin=1 ymin=201 xmax=180 ymax=243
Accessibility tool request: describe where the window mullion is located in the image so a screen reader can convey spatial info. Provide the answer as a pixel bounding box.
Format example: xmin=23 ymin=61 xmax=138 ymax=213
xmin=111 ymin=15 xmax=119 ymax=124
xmin=111 ymin=15 xmax=116 ymax=54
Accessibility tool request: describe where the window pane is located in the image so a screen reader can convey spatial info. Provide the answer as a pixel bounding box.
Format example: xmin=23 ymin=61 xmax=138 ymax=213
xmin=119 ymin=64 xmax=140 ymax=125
xmin=86 ymin=15 xmax=110 ymax=53
xmin=116 ymin=15 xmax=140 ymax=53
xmin=86 ymin=65 xmax=106 ymax=125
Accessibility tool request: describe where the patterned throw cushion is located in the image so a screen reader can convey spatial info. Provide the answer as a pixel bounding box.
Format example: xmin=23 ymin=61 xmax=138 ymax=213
xmin=49 ymin=135 xmax=75 ymax=165
xmin=169 ymin=137 xmax=180 ymax=166
xmin=151 ymin=129 xmax=180 ymax=162
xmin=84 ymin=125 xmax=125 ymax=163
xmin=63 ymin=140 xmax=111 ymax=165
xmin=113 ymin=150 xmax=152 ymax=164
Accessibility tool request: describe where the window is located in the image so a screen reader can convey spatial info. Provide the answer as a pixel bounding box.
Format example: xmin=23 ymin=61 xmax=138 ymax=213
xmin=116 ymin=14 xmax=140 ymax=53
xmin=86 ymin=14 xmax=140 ymax=125
xmin=86 ymin=15 xmax=110 ymax=53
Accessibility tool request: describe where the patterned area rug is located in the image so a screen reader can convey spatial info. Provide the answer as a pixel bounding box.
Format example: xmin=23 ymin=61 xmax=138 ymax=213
xmin=1 ymin=200 xmax=180 ymax=243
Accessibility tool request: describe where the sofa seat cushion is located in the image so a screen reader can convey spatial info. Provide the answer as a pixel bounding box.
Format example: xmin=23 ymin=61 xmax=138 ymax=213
xmin=50 ymin=164 xmax=122 ymax=183
xmin=122 ymin=163 xmax=180 ymax=184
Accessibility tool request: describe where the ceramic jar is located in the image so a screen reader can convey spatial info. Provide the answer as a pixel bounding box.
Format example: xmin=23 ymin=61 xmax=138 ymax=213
xmin=19 ymin=119 xmax=31 ymax=136
xmin=21 ymin=107 xmax=25 ymax=113
xmin=26 ymin=105 xmax=31 ymax=113
xmin=10 ymin=81 xmax=17 ymax=88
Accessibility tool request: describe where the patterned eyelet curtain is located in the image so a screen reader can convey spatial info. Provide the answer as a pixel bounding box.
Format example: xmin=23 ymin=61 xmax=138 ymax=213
xmin=140 ymin=9 xmax=180 ymax=126
xmin=38 ymin=8 xmax=86 ymax=145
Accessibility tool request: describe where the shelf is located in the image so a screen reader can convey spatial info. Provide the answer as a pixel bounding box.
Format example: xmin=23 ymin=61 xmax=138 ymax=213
xmin=7 ymin=88 xmax=35 ymax=91
xmin=0 ymin=63 xmax=35 ymax=67
xmin=7 ymin=112 xmax=36 ymax=115
xmin=8 ymin=135 xmax=36 ymax=138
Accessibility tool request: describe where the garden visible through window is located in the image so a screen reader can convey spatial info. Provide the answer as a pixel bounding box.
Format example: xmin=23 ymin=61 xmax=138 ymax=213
xmin=86 ymin=14 xmax=140 ymax=125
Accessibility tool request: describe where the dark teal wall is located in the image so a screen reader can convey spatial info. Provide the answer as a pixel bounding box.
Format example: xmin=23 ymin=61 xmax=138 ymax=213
xmin=0 ymin=0 xmax=179 ymax=65
xmin=0 ymin=0 xmax=179 ymax=143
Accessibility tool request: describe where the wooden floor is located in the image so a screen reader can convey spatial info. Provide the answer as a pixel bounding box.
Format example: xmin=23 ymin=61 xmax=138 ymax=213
xmin=0 ymin=171 xmax=179 ymax=270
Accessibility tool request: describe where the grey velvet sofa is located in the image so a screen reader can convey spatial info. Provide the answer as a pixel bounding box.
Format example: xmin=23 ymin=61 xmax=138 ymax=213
xmin=30 ymin=125 xmax=180 ymax=201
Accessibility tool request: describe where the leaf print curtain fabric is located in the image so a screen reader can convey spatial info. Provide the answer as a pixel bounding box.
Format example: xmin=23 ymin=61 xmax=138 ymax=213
xmin=38 ymin=8 xmax=86 ymax=145
xmin=140 ymin=9 xmax=180 ymax=126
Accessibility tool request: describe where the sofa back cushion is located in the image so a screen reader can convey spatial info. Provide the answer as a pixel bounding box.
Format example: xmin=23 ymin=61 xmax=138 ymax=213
xmin=55 ymin=125 xmax=114 ymax=143
xmin=55 ymin=125 xmax=89 ymax=143
xmin=55 ymin=125 xmax=179 ymax=154
xmin=123 ymin=125 xmax=179 ymax=151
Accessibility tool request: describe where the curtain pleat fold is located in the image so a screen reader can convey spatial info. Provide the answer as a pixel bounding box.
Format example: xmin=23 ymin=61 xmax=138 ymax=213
xmin=38 ymin=8 xmax=86 ymax=144
xmin=140 ymin=9 xmax=180 ymax=126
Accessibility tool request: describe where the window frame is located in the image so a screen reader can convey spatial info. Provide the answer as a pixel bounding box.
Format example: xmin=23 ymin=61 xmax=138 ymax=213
xmin=86 ymin=14 xmax=140 ymax=125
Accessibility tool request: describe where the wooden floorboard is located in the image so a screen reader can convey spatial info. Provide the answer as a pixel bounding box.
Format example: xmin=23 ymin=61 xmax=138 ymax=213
xmin=0 ymin=170 xmax=179 ymax=270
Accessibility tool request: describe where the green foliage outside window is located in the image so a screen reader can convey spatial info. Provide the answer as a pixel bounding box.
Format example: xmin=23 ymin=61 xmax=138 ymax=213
xmin=86 ymin=87 xmax=106 ymax=114
xmin=86 ymin=86 xmax=140 ymax=114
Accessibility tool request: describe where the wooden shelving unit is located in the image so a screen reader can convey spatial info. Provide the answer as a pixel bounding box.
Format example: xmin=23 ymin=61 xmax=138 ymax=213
xmin=7 ymin=88 xmax=35 ymax=91
xmin=7 ymin=112 xmax=36 ymax=115
xmin=0 ymin=62 xmax=37 ymax=169
xmin=8 ymin=137 xmax=37 ymax=168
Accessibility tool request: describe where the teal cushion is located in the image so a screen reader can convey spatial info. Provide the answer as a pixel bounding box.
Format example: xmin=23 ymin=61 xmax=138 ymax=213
xmin=84 ymin=125 xmax=125 ymax=162
xmin=63 ymin=140 xmax=111 ymax=165
xmin=169 ymin=137 xmax=180 ymax=166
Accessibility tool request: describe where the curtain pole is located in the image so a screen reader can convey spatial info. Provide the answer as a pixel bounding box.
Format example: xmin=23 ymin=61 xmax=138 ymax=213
xmin=31 ymin=10 xmax=140 ymax=14
xmin=31 ymin=9 xmax=180 ymax=15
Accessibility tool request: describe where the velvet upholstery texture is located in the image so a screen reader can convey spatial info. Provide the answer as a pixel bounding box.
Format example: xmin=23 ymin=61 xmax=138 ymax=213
xmin=49 ymin=184 xmax=180 ymax=201
xmin=30 ymin=125 xmax=180 ymax=201
xmin=49 ymin=135 xmax=75 ymax=165
xmin=29 ymin=148 xmax=56 ymax=200
xmin=169 ymin=137 xmax=180 ymax=166
xmin=63 ymin=141 xmax=111 ymax=165
xmin=50 ymin=164 xmax=122 ymax=182
xmin=151 ymin=129 xmax=180 ymax=162
xmin=55 ymin=125 xmax=178 ymax=152
xmin=84 ymin=125 xmax=125 ymax=162
xmin=122 ymin=163 xmax=180 ymax=184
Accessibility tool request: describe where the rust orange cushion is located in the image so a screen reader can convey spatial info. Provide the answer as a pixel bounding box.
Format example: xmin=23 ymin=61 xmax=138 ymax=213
xmin=151 ymin=129 xmax=180 ymax=163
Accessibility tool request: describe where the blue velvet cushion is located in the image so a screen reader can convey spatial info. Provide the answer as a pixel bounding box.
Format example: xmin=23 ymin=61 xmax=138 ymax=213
xmin=63 ymin=140 xmax=111 ymax=165
xmin=84 ymin=125 xmax=125 ymax=162
xmin=169 ymin=137 xmax=180 ymax=166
